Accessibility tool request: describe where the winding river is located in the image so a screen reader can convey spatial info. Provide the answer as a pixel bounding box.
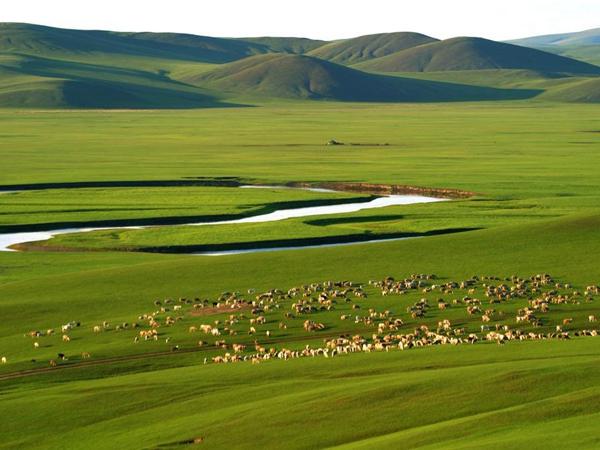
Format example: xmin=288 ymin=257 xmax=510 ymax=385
xmin=0 ymin=187 xmax=444 ymax=253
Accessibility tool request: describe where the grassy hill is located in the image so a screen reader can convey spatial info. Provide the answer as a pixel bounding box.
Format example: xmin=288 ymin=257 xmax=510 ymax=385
xmin=308 ymin=32 xmax=437 ymax=65
xmin=384 ymin=69 xmax=600 ymax=105
xmin=188 ymin=53 xmax=538 ymax=101
xmin=0 ymin=23 xmax=598 ymax=106
xmin=357 ymin=37 xmax=600 ymax=74
xmin=507 ymin=28 xmax=600 ymax=66
xmin=0 ymin=22 xmax=275 ymax=63
xmin=509 ymin=27 xmax=600 ymax=47
xmin=548 ymin=45 xmax=600 ymax=66
xmin=539 ymin=77 xmax=600 ymax=102
xmin=236 ymin=36 xmax=326 ymax=54
xmin=1 ymin=338 xmax=598 ymax=449
xmin=0 ymin=53 xmax=226 ymax=108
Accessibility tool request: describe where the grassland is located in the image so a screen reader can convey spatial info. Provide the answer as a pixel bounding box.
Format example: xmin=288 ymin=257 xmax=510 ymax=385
xmin=1 ymin=339 xmax=598 ymax=449
xmin=1 ymin=101 xmax=600 ymax=448
xmin=1 ymin=102 xmax=599 ymax=253
xmin=1 ymin=102 xmax=599 ymax=189
xmin=0 ymin=186 xmax=364 ymax=231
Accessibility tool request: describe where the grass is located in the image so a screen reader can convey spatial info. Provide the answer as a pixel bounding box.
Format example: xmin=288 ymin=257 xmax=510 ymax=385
xmin=0 ymin=339 xmax=598 ymax=449
xmin=26 ymin=195 xmax=594 ymax=252
xmin=1 ymin=212 xmax=600 ymax=369
xmin=0 ymin=102 xmax=599 ymax=191
xmin=0 ymin=100 xmax=600 ymax=448
xmin=0 ymin=186 xmax=363 ymax=231
xmin=1 ymin=102 xmax=600 ymax=253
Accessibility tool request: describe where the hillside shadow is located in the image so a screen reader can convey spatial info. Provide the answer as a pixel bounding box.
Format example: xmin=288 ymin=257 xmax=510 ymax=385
xmin=306 ymin=215 xmax=404 ymax=226
xmin=1 ymin=54 xmax=249 ymax=109
xmin=381 ymin=74 xmax=543 ymax=102
xmin=138 ymin=228 xmax=481 ymax=254
xmin=0 ymin=178 xmax=248 ymax=192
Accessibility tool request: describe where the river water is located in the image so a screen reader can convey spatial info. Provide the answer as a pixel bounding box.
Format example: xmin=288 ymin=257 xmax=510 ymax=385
xmin=0 ymin=187 xmax=444 ymax=253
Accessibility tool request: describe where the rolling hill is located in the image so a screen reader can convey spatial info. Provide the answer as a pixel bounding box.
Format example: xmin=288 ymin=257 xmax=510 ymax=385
xmin=308 ymin=32 xmax=437 ymax=65
xmin=0 ymin=22 xmax=276 ymax=63
xmin=509 ymin=27 xmax=600 ymax=47
xmin=188 ymin=53 xmax=538 ymax=101
xmin=0 ymin=24 xmax=329 ymax=64
xmin=539 ymin=77 xmax=600 ymax=102
xmin=357 ymin=37 xmax=600 ymax=74
xmin=0 ymin=53 xmax=226 ymax=108
xmin=507 ymin=28 xmax=600 ymax=66
xmin=0 ymin=23 xmax=598 ymax=106
xmin=236 ymin=36 xmax=326 ymax=54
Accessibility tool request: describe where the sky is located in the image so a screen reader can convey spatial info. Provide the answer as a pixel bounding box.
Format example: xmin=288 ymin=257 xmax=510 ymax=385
xmin=2 ymin=0 xmax=599 ymax=41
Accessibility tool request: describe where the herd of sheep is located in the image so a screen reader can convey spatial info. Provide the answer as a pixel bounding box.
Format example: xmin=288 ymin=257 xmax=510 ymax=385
xmin=3 ymin=273 xmax=599 ymax=369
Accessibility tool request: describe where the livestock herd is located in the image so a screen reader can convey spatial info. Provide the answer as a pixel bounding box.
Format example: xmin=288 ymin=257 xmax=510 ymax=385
xmin=3 ymin=273 xmax=599 ymax=369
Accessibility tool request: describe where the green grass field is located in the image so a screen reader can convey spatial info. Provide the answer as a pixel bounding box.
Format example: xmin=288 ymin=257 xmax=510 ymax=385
xmin=1 ymin=101 xmax=600 ymax=449
xmin=2 ymin=339 xmax=598 ymax=449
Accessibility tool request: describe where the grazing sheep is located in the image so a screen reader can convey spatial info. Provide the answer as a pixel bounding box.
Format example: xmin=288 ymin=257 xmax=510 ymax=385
xmin=303 ymin=320 xmax=325 ymax=332
xmin=1 ymin=356 xmax=6 ymax=364
xmin=69 ymin=273 xmax=598 ymax=370
xmin=62 ymin=335 xmax=71 ymax=342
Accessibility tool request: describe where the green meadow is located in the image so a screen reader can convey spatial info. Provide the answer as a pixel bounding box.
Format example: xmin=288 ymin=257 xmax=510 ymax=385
xmin=1 ymin=101 xmax=600 ymax=449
